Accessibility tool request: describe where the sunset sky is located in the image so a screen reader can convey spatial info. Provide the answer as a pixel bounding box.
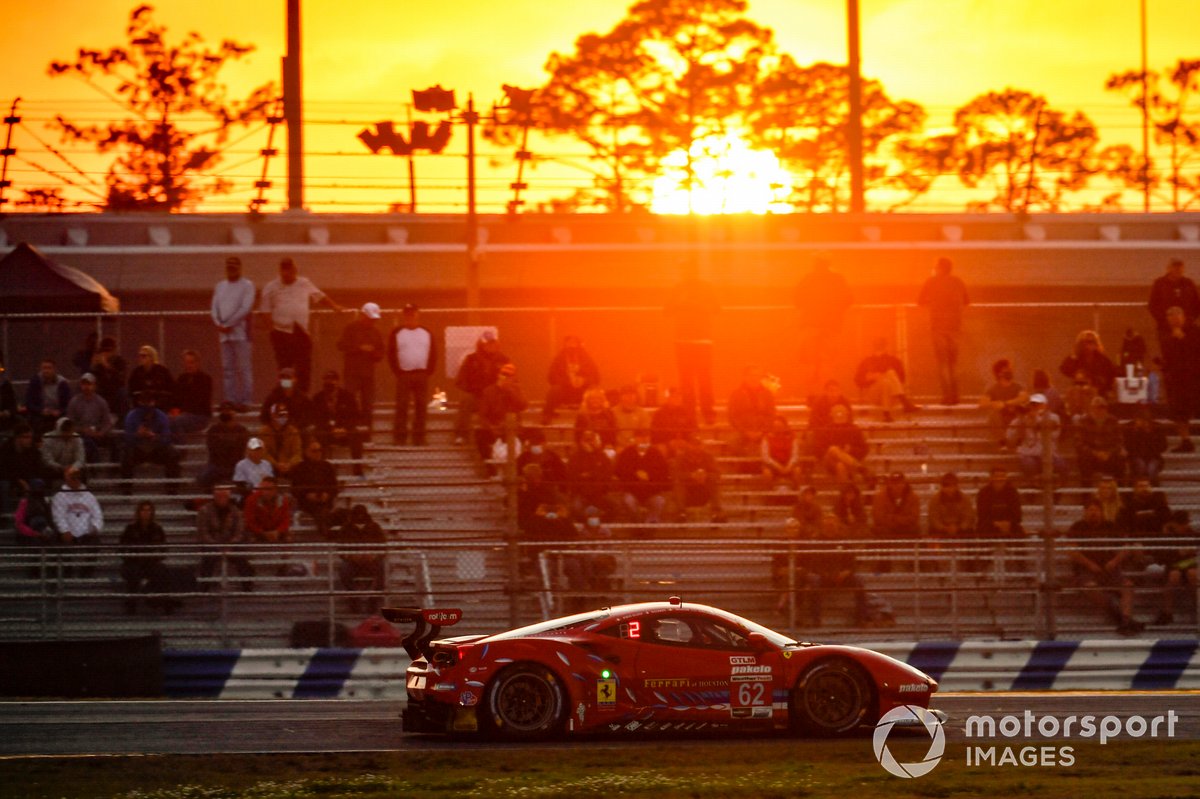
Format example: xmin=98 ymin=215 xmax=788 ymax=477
xmin=0 ymin=0 xmax=1196 ymax=214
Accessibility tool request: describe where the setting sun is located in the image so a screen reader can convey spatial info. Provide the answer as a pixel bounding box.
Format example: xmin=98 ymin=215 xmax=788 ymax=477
xmin=650 ymin=133 xmax=794 ymax=215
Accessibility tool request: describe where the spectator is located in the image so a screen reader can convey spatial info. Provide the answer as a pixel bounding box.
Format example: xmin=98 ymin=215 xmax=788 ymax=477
xmin=120 ymin=392 xmax=182 ymax=495
xmin=71 ymin=332 xmax=99 ymax=378
xmin=211 ymin=255 xmax=256 ymax=409
xmin=1066 ymin=499 xmax=1143 ymax=635
xmin=168 ymin=349 xmax=214 ymax=442
xmin=88 ymin=337 xmax=129 ymax=420
xmin=453 ymin=330 xmax=508 ymax=446
xmin=614 ymin=428 xmax=670 ymax=524
xmin=289 ymin=439 xmax=339 ymax=536
xmin=1124 ymin=408 xmax=1168 ymax=485
xmin=1063 ymin=368 xmax=1099 ymax=426
xmin=14 ymin=478 xmax=55 ymax=548
xmin=927 ymin=472 xmax=977 ymax=539
xmin=812 ymin=403 xmax=870 ymax=485
xmin=1059 ymin=330 xmax=1117 ymax=397
xmin=40 ymin=417 xmax=85 ymax=484
xmin=794 ymin=255 xmax=853 ymax=395
xmin=612 ymin=384 xmax=650 ymax=449
xmin=854 ymin=338 xmax=918 ymax=422
xmin=1076 ymin=397 xmax=1127 ymax=486
xmin=872 ymin=471 xmax=922 ymax=541
xmin=22 ymin=359 xmax=71 ymax=438
xmin=1148 ymin=257 xmax=1200 ymax=345
xmin=0 ymin=424 xmax=47 ymax=518
xmin=649 ymin=387 xmax=696 ymax=446
xmin=773 ymin=485 xmax=823 ymax=613
xmin=917 ymin=256 xmax=970 ymax=405
xmin=311 ymin=370 xmax=364 ymax=476
xmin=669 ymin=435 xmax=724 ymax=522
xmin=330 ymin=503 xmax=387 ymax=612
xmin=50 ymin=467 xmax=103 ymax=576
xmin=832 ymin=482 xmax=869 ymax=536
xmin=232 ymin=437 xmax=274 ymax=497
xmin=761 ymin=414 xmax=804 ymax=489
xmin=244 ymin=475 xmax=293 ymax=545
xmin=119 ymin=500 xmax=172 ymax=615
xmin=0 ymin=354 xmax=17 ymax=437
xmin=517 ymin=427 xmax=568 ymax=488
xmin=1154 ymin=510 xmax=1196 ymax=626
xmin=1091 ymin=475 xmax=1122 ymax=524
xmin=728 ymin=365 xmax=776 ymax=455
xmin=198 ymin=402 xmax=251 ymax=490
xmin=127 ymin=345 xmax=175 ymax=408
xmin=807 ymin=379 xmax=853 ymax=431
xmin=561 ymin=505 xmax=618 ymax=614
xmin=385 ymin=303 xmax=435 ymax=446
xmin=566 ymin=430 xmax=614 ymax=517
xmin=66 ymin=373 xmax=115 ymax=463
xmin=1159 ymin=305 xmax=1200 ymax=453
xmin=779 ymin=509 xmax=871 ymax=626
xmin=1119 ymin=328 xmax=1148 ymax=372
xmin=573 ymin=388 xmax=618 ymax=448
xmin=259 ymin=366 xmax=314 ymax=433
xmin=259 ymin=257 xmax=343 ymax=393
xmin=197 ymin=483 xmax=254 ymax=591
xmin=1006 ymin=394 xmax=1066 ymax=482
xmin=1117 ymin=476 xmax=1171 ymax=534
xmin=1030 ymin=369 xmax=1066 ymax=421
xmin=541 ymin=335 xmax=600 ymax=425
xmin=339 ymin=301 xmax=386 ymax=440
xmin=980 ymin=358 xmax=1028 ymax=448
xmin=975 ymin=466 xmax=1024 ymax=538
xmin=258 ymin=402 xmax=303 ymax=479
xmin=476 ymin=362 xmax=528 ymax=466
xmin=516 ymin=463 xmax=575 ymax=544
xmin=666 ymin=260 xmax=720 ymax=426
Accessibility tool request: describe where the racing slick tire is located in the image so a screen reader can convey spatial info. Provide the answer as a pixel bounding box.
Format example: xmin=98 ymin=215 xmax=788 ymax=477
xmin=483 ymin=663 xmax=567 ymax=741
xmin=790 ymin=657 xmax=875 ymax=736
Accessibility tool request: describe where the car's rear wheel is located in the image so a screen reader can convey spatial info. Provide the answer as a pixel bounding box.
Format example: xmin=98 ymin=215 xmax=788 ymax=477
xmin=484 ymin=663 xmax=566 ymax=740
xmin=791 ymin=657 xmax=874 ymax=736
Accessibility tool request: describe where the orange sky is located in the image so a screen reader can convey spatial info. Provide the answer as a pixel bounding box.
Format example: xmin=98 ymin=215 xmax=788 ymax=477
xmin=0 ymin=0 xmax=1196 ymax=213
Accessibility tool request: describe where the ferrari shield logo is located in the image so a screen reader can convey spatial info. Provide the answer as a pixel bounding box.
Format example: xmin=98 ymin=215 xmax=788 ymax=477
xmin=782 ymin=651 xmax=793 ymax=659
xmin=597 ymin=679 xmax=617 ymax=708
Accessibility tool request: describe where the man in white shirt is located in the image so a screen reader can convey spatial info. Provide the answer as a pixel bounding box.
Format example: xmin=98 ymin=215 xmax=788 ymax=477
xmin=259 ymin=257 xmax=342 ymax=392
xmin=50 ymin=467 xmax=103 ymax=576
xmin=232 ymin=437 xmax=275 ymax=497
xmin=211 ymin=256 xmax=256 ymax=409
xmin=387 ymin=304 xmax=438 ymax=445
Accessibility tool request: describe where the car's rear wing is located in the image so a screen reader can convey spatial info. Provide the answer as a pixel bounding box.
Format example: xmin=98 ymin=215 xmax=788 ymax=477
xmin=381 ymin=607 xmax=463 ymax=661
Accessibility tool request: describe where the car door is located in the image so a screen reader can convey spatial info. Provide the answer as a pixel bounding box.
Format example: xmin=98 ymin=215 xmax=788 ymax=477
xmin=631 ymin=612 xmax=779 ymax=727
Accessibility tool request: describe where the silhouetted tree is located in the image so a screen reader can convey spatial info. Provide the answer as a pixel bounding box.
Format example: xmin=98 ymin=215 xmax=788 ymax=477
xmin=950 ymin=88 xmax=1098 ymax=213
xmin=16 ymin=188 xmax=71 ymax=213
xmin=48 ymin=4 xmax=276 ymax=211
xmin=1107 ymin=59 xmax=1200 ymax=210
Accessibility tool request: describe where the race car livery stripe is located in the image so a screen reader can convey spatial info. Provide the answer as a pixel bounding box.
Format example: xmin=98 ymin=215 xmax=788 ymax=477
xmin=1011 ymin=641 xmax=1080 ymax=690
xmin=294 ymin=648 xmax=360 ymax=699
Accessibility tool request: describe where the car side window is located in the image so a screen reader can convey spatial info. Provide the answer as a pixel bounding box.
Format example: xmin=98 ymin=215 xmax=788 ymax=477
xmin=639 ymin=615 xmax=752 ymax=651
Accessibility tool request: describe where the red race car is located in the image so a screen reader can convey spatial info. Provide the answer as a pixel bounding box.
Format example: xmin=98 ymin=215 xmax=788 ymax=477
xmin=384 ymin=597 xmax=940 ymax=740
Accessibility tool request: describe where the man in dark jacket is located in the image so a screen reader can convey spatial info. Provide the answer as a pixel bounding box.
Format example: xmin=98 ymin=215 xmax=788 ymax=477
xmin=541 ymin=335 xmax=600 ymax=424
xmin=475 ymin=362 xmax=527 ymax=466
xmin=337 ymin=302 xmax=385 ymax=438
xmin=312 ymin=370 xmax=364 ymax=474
xmin=974 ymin=466 xmax=1024 ymax=538
xmin=387 ymin=303 xmax=438 ymax=445
xmin=23 ymin=359 xmax=72 ymax=438
xmin=289 ymin=439 xmax=340 ymax=537
xmin=614 ymin=429 xmax=670 ymax=524
xmin=453 ymin=330 xmax=508 ymax=446
xmin=198 ymin=401 xmax=250 ymax=490
xmin=120 ymin=392 xmax=182 ymax=495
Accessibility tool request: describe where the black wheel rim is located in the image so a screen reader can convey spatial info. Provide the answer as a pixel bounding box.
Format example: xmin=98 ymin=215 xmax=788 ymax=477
xmin=804 ymin=668 xmax=865 ymax=730
xmin=495 ymin=673 xmax=557 ymax=732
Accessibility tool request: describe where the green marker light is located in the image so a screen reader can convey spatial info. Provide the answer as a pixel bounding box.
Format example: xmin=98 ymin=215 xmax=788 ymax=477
xmin=601 ymin=669 xmax=611 ymax=679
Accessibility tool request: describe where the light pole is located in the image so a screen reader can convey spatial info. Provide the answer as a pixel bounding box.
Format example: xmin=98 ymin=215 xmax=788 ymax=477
xmin=846 ymin=0 xmax=865 ymax=214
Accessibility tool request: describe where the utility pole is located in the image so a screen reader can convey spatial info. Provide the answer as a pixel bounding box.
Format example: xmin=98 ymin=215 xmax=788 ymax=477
xmin=1140 ymin=0 xmax=1151 ymax=212
xmin=284 ymin=0 xmax=304 ymax=211
xmin=846 ymin=0 xmax=865 ymax=214
xmin=464 ymin=94 xmax=480 ymax=322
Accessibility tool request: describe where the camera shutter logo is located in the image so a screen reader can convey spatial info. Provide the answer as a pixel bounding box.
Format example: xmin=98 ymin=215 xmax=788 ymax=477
xmin=873 ymin=704 xmax=946 ymax=778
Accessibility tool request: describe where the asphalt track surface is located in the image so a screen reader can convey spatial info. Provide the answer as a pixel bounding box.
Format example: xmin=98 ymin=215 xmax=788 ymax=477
xmin=1 ymin=693 xmax=1198 ymax=757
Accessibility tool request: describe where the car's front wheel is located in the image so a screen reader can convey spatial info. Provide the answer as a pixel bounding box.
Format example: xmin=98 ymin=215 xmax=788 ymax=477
xmin=484 ymin=663 xmax=566 ymax=740
xmin=791 ymin=657 xmax=874 ymax=736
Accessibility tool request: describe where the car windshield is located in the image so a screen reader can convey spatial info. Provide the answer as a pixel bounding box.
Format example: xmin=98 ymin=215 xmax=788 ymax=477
xmin=485 ymin=609 xmax=611 ymax=641
xmin=703 ymin=606 xmax=797 ymax=648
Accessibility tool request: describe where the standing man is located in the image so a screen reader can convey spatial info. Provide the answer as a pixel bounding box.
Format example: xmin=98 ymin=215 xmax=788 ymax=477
xmin=259 ymin=257 xmax=343 ymax=393
xmin=794 ymin=255 xmax=853 ymax=396
xmin=917 ymin=256 xmax=969 ymax=406
xmin=1148 ymin=258 xmax=1200 ymax=343
xmin=211 ymin=256 xmax=256 ymax=410
xmin=666 ymin=260 xmax=720 ymax=426
xmin=387 ymin=303 xmax=438 ymax=446
xmin=337 ymin=302 xmax=385 ymax=439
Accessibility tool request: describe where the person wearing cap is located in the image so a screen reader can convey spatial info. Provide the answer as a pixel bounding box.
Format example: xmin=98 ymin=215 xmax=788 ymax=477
xmin=926 ymin=472 xmax=976 ymax=539
xmin=119 ymin=391 xmax=182 ymax=495
xmin=232 ymin=437 xmax=274 ymax=497
xmin=338 ymin=302 xmax=386 ymax=438
xmin=198 ymin=401 xmax=251 ymax=490
xmin=387 ymin=303 xmax=438 ymax=445
xmin=917 ymin=256 xmax=969 ymax=406
xmin=260 ymin=257 xmax=344 ymax=393
xmin=311 ymin=370 xmax=364 ymax=475
xmin=40 ymin=416 xmax=85 ymax=485
xmin=541 ymin=335 xmax=600 ymax=425
xmin=211 ymin=255 xmax=256 ymax=409
xmin=475 ymin=362 xmax=528 ymax=464
xmin=1075 ymin=396 xmax=1126 ymax=486
xmin=1006 ymin=393 xmax=1065 ymax=482
xmin=66 ymin=372 xmax=114 ymax=463
xmin=453 ymin=329 xmax=509 ymax=445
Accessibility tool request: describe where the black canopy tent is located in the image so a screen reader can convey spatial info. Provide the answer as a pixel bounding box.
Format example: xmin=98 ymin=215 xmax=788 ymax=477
xmin=0 ymin=242 xmax=119 ymax=314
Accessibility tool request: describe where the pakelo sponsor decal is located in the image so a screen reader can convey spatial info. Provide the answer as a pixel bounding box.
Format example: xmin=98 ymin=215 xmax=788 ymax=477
xmin=900 ymin=683 xmax=930 ymax=693
xmin=730 ymin=664 xmax=772 ymax=682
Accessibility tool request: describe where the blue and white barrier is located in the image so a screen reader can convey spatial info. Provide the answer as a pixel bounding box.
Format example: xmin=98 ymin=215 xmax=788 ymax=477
xmin=162 ymin=640 xmax=1200 ymax=699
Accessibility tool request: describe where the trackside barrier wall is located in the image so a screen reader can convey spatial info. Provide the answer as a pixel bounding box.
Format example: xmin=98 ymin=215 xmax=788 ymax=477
xmin=161 ymin=639 xmax=1200 ymax=699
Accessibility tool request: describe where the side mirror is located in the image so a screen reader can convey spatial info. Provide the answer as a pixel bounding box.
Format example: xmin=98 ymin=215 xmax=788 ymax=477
xmin=747 ymin=632 xmax=773 ymax=653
